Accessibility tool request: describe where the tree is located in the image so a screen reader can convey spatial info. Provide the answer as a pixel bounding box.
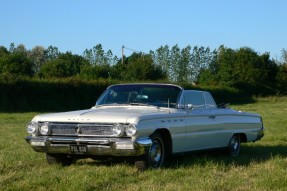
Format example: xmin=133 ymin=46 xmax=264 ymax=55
xmin=14 ymin=44 xmax=28 ymax=55
xmin=199 ymin=46 xmax=279 ymax=90
xmin=40 ymin=59 xmax=69 ymax=78
xmin=59 ymin=52 xmax=88 ymax=76
xmin=82 ymin=44 xmax=117 ymax=80
xmin=281 ymin=49 xmax=287 ymax=65
xmin=214 ymin=46 xmax=237 ymax=85
xmin=230 ymin=48 xmax=277 ymax=86
xmin=152 ymin=45 xmax=217 ymax=83
xmin=189 ymin=46 xmax=216 ymax=83
xmin=40 ymin=52 xmax=88 ymax=78
xmin=277 ymin=64 xmax=287 ymax=81
xmin=46 ymin=46 xmax=60 ymax=60
xmin=0 ymin=46 xmax=9 ymax=57
xmin=80 ymin=64 xmax=111 ymax=80
xmin=9 ymin=43 xmax=15 ymax=53
xmin=169 ymin=45 xmax=181 ymax=82
xmin=0 ymin=52 xmax=33 ymax=76
xmin=151 ymin=45 xmax=170 ymax=80
xmin=111 ymin=53 xmax=165 ymax=81
xmin=83 ymin=44 xmax=117 ymax=66
xmin=127 ymin=53 xmax=163 ymax=80
xmin=276 ymin=49 xmax=287 ymax=94
xmin=93 ymin=44 xmax=105 ymax=65
xmin=28 ymin=46 xmax=47 ymax=74
xmin=197 ymin=47 xmax=218 ymax=85
xmin=0 ymin=44 xmax=33 ymax=76
xmin=178 ymin=45 xmax=191 ymax=83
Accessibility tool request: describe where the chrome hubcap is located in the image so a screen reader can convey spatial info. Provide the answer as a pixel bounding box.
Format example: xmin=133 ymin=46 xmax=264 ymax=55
xmin=230 ymin=136 xmax=239 ymax=154
xmin=149 ymin=140 xmax=162 ymax=167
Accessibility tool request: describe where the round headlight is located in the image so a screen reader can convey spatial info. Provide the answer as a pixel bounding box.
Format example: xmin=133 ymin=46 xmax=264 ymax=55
xmin=27 ymin=122 xmax=38 ymax=134
xmin=112 ymin=124 xmax=124 ymax=137
xmin=39 ymin=122 xmax=49 ymax=135
xmin=126 ymin=124 xmax=137 ymax=136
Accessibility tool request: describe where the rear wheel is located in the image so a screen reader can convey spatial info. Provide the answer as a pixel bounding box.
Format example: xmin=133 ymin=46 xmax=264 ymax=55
xmin=228 ymin=134 xmax=241 ymax=157
xmin=46 ymin=153 xmax=74 ymax=166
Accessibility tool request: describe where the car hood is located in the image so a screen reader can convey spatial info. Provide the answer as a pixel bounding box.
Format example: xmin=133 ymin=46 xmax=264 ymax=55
xmin=32 ymin=106 xmax=169 ymax=124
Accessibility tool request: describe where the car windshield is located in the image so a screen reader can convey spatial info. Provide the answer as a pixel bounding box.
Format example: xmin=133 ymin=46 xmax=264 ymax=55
xmin=96 ymin=84 xmax=182 ymax=108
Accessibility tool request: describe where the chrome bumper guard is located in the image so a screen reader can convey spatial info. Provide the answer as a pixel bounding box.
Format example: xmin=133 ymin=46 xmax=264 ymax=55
xmin=26 ymin=136 xmax=152 ymax=156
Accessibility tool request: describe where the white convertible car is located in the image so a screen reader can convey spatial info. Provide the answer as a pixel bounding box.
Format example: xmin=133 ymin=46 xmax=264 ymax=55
xmin=26 ymin=83 xmax=264 ymax=170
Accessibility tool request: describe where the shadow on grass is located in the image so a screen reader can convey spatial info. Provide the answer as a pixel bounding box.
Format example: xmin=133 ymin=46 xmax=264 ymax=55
xmin=72 ymin=144 xmax=287 ymax=169
xmin=168 ymin=144 xmax=287 ymax=169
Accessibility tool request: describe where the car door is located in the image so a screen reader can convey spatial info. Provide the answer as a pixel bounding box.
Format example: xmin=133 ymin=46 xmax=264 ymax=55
xmin=204 ymin=92 xmax=233 ymax=147
xmin=182 ymin=91 xmax=225 ymax=151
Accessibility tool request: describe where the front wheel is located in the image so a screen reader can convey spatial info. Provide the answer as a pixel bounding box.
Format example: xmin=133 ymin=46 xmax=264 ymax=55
xmin=147 ymin=132 xmax=166 ymax=168
xmin=228 ymin=134 xmax=241 ymax=157
xmin=135 ymin=132 xmax=166 ymax=171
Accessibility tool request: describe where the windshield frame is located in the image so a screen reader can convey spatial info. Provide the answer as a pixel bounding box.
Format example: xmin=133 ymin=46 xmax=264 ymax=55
xmin=96 ymin=84 xmax=183 ymax=108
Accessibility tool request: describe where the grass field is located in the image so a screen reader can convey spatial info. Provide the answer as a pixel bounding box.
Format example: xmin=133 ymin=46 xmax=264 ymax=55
xmin=1 ymin=97 xmax=287 ymax=191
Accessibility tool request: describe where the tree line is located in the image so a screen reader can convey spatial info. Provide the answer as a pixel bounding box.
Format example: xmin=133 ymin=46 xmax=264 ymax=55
xmin=1 ymin=43 xmax=287 ymax=94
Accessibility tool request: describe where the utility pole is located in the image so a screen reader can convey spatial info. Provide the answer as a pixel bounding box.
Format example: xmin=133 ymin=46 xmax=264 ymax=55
xmin=122 ymin=45 xmax=124 ymax=64
xmin=121 ymin=45 xmax=142 ymax=64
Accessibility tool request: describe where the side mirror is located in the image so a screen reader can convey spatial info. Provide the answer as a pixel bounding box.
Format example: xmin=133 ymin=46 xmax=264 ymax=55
xmin=186 ymin=104 xmax=194 ymax=110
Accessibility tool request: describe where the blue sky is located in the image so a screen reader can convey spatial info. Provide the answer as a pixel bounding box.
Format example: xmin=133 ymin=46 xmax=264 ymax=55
xmin=1 ymin=0 xmax=286 ymax=59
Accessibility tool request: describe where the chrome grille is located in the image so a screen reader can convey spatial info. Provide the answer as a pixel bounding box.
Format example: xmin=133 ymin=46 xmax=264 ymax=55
xmin=49 ymin=123 xmax=113 ymax=136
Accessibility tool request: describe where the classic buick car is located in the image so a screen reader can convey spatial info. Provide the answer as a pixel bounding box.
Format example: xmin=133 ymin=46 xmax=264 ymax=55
xmin=26 ymin=83 xmax=264 ymax=170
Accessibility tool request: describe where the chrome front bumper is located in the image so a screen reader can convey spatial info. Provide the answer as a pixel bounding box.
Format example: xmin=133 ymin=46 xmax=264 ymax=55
xmin=26 ymin=136 xmax=152 ymax=156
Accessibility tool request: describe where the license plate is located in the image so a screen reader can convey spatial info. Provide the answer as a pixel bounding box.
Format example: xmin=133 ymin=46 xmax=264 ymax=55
xmin=70 ymin=145 xmax=87 ymax=154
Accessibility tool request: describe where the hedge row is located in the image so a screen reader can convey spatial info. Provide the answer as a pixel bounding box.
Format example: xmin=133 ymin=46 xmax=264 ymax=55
xmin=0 ymin=77 xmax=274 ymax=112
xmin=0 ymin=78 xmax=110 ymax=112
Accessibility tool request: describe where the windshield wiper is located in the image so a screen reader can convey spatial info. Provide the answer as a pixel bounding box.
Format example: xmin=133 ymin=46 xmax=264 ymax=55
xmin=94 ymin=103 xmax=130 ymax=108
xmin=94 ymin=103 xmax=159 ymax=109
xmin=127 ymin=102 xmax=148 ymax=106
xmin=127 ymin=102 xmax=159 ymax=109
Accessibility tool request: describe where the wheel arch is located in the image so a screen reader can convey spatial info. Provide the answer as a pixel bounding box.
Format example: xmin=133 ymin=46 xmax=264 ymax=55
xmin=152 ymin=128 xmax=172 ymax=156
xmin=237 ymin=133 xmax=247 ymax=143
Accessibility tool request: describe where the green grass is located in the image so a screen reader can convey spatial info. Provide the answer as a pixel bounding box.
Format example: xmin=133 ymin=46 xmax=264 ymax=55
xmin=1 ymin=98 xmax=287 ymax=191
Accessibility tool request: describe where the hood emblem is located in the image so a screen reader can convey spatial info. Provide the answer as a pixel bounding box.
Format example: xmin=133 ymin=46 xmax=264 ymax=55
xmin=75 ymin=126 xmax=82 ymax=134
